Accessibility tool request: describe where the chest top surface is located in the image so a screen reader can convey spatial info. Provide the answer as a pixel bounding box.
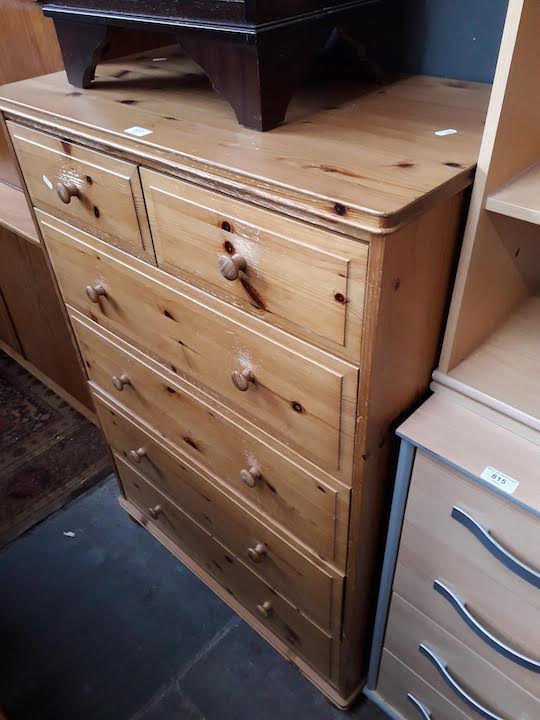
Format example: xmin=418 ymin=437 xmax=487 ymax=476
xmin=0 ymin=47 xmax=490 ymax=236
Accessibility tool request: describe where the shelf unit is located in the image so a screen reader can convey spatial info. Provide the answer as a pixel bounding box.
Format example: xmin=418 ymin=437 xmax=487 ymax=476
xmin=0 ymin=181 xmax=39 ymax=244
xmin=486 ymin=161 xmax=540 ymax=225
xmin=435 ymin=0 xmax=540 ymax=439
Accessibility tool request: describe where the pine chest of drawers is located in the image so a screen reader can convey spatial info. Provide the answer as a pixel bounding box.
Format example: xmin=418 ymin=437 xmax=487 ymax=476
xmin=0 ymin=49 xmax=490 ymax=705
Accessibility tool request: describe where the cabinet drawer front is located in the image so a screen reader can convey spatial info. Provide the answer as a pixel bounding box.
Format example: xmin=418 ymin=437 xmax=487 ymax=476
xmin=385 ymin=593 xmax=540 ymax=720
xmin=71 ymin=322 xmax=342 ymax=630
xmin=142 ymin=168 xmax=368 ymax=360
xmin=93 ymin=390 xmax=349 ymax=568
xmin=8 ymin=123 xmax=154 ymax=263
xmin=117 ymin=458 xmax=333 ymax=677
xmin=377 ymin=650 xmax=470 ymax=720
xmin=395 ymin=452 xmax=540 ymax=698
xmin=40 ymin=212 xmax=358 ymax=476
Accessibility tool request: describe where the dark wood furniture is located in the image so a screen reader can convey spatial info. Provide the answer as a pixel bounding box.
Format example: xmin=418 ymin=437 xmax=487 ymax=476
xmin=38 ymin=0 xmax=378 ymax=130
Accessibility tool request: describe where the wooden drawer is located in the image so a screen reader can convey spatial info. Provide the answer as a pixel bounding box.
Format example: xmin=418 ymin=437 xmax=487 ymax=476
xmin=117 ymin=457 xmax=333 ymax=677
xmin=39 ymin=212 xmax=358 ymax=478
xmin=71 ymin=321 xmax=343 ymax=630
xmin=395 ymin=451 xmax=540 ymax=699
xmin=384 ymin=593 xmax=540 ymax=720
xmin=142 ymin=169 xmax=368 ymax=361
xmin=8 ymin=123 xmax=155 ymax=263
xmin=377 ymin=650 xmax=470 ymax=720
xmin=93 ymin=390 xmax=349 ymax=569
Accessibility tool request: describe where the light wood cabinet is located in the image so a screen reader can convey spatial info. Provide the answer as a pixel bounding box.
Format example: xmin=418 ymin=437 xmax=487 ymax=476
xmin=0 ymin=45 xmax=490 ymax=705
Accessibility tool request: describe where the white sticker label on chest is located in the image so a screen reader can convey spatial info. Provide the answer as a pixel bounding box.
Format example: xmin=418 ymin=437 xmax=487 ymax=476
xmin=434 ymin=128 xmax=458 ymax=136
xmin=124 ymin=126 xmax=153 ymax=138
xmin=43 ymin=174 xmax=53 ymax=190
xmin=480 ymin=466 xmax=519 ymax=495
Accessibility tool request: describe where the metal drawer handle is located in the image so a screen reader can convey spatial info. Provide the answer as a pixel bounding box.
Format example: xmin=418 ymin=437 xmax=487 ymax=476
xmin=407 ymin=693 xmax=431 ymax=719
xmin=452 ymin=506 xmax=540 ymax=588
xmin=419 ymin=644 xmax=504 ymax=720
xmin=434 ymin=580 xmax=540 ymax=673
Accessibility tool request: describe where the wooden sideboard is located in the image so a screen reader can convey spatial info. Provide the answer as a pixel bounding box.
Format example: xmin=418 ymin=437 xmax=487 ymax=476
xmin=0 ymin=48 xmax=490 ymax=705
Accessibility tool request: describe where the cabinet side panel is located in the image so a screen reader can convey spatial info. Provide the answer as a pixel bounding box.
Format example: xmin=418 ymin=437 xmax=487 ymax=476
xmin=337 ymin=192 xmax=465 ymax=696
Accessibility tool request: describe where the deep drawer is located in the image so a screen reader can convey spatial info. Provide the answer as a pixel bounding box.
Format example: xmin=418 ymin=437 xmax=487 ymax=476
xmin=69 ymin=319 xmax=343 ymax=630
xmin=376 ymin=650 xmax=470 ymax=720
xmin=93 ymin=390 xmax=349 ymax=569
xmin=117 ymin=456 xmax=334 ymax=677
xmin=8 ymin=123 xmax=155 ymax=263
xmin=142 ymin=168 xmax=368 ymax=361
xmin=384 ymin=593 xmax=540 ymax=720
xmin=39 ymin=211 xmax=358 ymax=478
xmin=395 ymin=451 xmax=540 ymax=699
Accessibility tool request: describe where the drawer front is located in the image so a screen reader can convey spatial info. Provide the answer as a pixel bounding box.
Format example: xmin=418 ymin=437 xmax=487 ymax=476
xmin=71 ymin=322 xmax=342 ymax=630
xmin=385 ymin=593 xmax=540 ymax=720
xmin=395 ymin=451 xmax=540 ymax=698
xmin=8 ymin=123 xmax=155 ymax=263
xmin=377 ymin=650 xmax=470 ymax=720
xmin=142 ymin=168 xmax=368 ymax=360
xmin=40 ymin=212 xmax=358 ymax=477
xmin=93 ymin=390 xmax=349 ymax=568
xmin=117 ymin=457 xmax=333 ymax=677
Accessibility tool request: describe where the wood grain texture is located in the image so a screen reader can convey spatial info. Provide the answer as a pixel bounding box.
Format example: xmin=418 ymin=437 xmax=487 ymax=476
xmin=375 ymin=650 xmax=471 ymax=720
xmin=0 ymin=181 xmax=39 ymax=244
xmin=486 ymin=161 xmax=540 ymax=225
xmin=439 ymin=0 xmax=540 ymax=375
xmin=337 ymin=192 xmax=465 ymax=696
xmin=0 ymin=290 xmax=21 ymax=352
xmin=385 ymin=593 xmax=540 ymax=719
xmin=141 ymin=168 xmax=368 ymax=361
xmin=448 ymin=294 xmax=540 ymax=426
xmin=394 ymin=450 xmax=540 ymax=699
xmin=0 ymin=224 xmax=92 ymax=408
xmin=8 ymin=122 xmax=155 ymax=263
xmin=94 ymin=391 xmax=350 ymax=570
xmin=40 ymin=212 xmax=358 ymax=478
xmin=399 ymin=394 xmax=540 ymax=515
xmin=0 ymin=49 xmax=490 ymax=237
xmin=117 ymin=461 xmax=334 ymax=679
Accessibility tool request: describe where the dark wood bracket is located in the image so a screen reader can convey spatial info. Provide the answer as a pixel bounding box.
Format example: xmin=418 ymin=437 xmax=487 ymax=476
xmin=43 ymin=1 xmax=378 ymax=130
xmin=54 ymin=20 xmax=113 ymax=88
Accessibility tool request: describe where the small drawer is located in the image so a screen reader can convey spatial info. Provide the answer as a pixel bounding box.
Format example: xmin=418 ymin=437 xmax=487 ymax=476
xmin=118 ymin=457 xmax=333 ymax=678
xmin=395 ymin=451 xmax=540 ymax=699
xmin=142 ymin=168 xmax=368 ymax=361
xmin=7 ymin=122 xmax=155 ymax=263
xmin=376 ymin=650 xmax=470 ymax=720
xmin=93 ymin=389 xmax=349 ymax=568
xmin=384 ymin=593 xmax=540 ymax=720
xmin=40 ymin=212 xmax=358 ymax=478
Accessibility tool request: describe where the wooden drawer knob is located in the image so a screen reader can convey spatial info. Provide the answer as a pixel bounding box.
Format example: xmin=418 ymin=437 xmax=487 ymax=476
xmin=218 ymin=253 xmax=246 ymax=281
xmin=128 ymin=448 xmax=146 ymax=463
xmin=231 ymin=368 xmax=254 ymax=391
xmin=56 ymin=180 xmax=79 ymax=204
xmin=256 ymin=601 xmax=273 ymax=618
xmin=112 ymin=373 xmax=130 ymax=391
xmin=148 ymin=504 xmax=162 ymax=520
xmin=240 ymin=466 xmax=260 ymax=488
xmin=247 ymin=541 xmax=267 ymax=563
xmin=85 ymin=283 xmax=107 ymax=303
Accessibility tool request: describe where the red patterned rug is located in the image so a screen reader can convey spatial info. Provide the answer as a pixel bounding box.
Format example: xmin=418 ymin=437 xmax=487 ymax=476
xmin=0 ymin=351 xmax=111 ymax=546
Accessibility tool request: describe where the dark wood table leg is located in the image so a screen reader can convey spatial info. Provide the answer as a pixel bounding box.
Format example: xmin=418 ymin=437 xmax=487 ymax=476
xmin=53 ymin=20 xmax=113 ymax=88
xmin=178 ymin=21 xmax=333 ymax=131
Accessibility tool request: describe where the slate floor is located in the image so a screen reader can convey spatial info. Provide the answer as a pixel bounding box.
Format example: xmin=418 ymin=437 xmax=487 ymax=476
xmin=0 ymin=477 xmax=387 ymax=720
